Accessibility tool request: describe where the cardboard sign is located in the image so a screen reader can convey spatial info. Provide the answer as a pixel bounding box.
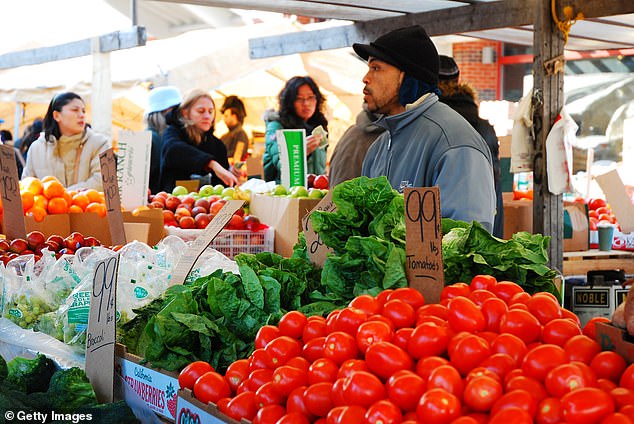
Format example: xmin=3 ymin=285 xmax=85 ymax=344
xmin=276 ymin=129 xmax=307 ymax=188
xmin=171 ymin=199 xmax=244 ymax=284
xmin=301 ymin=191 xmax=335 ymax=267
xmin=0 ymin=144 xmax=26 ymax=239
xmin=595 ymin=169 xmax=634 ymax=233
xmin=85 ymin=254 xmax=119 ymax=403
xmin=404 ymin=187 xmax=444 ymax=304
xmin=100 ymin=148 xmax=126 ymax=246
xmin=115 ymin=131 xmax=152 ymax=210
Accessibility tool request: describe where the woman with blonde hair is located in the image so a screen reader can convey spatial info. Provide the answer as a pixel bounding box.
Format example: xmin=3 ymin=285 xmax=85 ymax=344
xmin=159 ymin=89 xmax=238 ymax=192
xmin=22 ymin=92 xmax=111 ymax=190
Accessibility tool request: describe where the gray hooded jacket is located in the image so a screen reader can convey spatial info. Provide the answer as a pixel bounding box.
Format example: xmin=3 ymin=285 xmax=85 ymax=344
xmin=362 ymin=93 xmax=496 ymax=232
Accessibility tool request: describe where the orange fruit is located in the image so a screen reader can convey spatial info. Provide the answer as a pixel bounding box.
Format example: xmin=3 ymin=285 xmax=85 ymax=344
xmin=41 ymin=175 xmax=61 ymax=183
xmin=63 ymin=190 xmax=72 ymax=209
xmin=68 ymin=204 xmax=83 ymax=213
xmin=72 ymin=193 xmax=90 ymax=211
xmin=33 ymin=194 xmax=48 ymax=210
xmin=86 ymin=202 xmax=107 ymax=218
xmin=20 ymin=177 xmax=43 ymax=195
xmin=47 ymin=197 xmax=68 ymax=214
xmin=21 ymin=191 xmax=35 ymax=213
xmin=26 ymin=206 xmax=47 ymax=223
xmin=84 ymin=189 xmax=102 ymax=204
xmin=43 ymin=180 xmax=65 ymax=199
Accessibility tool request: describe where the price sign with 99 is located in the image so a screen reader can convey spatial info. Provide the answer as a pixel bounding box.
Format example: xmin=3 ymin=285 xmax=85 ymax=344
xmin=405 ymin=189 xmax=440 ymax=244
xmin=0 ymin=144 xmax=26 ymax=240
xmin=99 ymin=150 xmax=119 ymax=211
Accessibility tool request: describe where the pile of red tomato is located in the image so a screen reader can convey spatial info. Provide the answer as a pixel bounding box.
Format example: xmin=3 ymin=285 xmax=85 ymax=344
xmin=178 ymin=276 xmax=634 ymax=424
xmin=587 ymin=197 xmax=619 ymax=231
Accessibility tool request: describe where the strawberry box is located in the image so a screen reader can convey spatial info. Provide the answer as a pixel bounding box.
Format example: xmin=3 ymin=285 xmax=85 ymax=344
xmin=176 ymin=388 xmax=248 ymax=424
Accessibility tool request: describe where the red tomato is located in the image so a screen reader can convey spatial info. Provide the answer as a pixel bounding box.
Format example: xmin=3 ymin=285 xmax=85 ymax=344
xmin=469 ymin=289 xmax=497 ymax=306
xmin=224 ymin=359 xmax=249 ymax=393
xmin=463 ymin=375 xmax=503 ymax=412
xmin=564 ymin=334 xmax=601 ymax=363
xmin=331 ymin=378 xmax=346 ymax=407
xmin=491 ymin=281 xmax=525 ymax=304
xmin=499 ymin=309 xmax=542 ymax=344
xmin=600 ymin=413 xmax=634 ymax=424
xmin=407 ymin=322 xmax=450 ymax=359
xmin=366 ymin=314 xmax=397 ymax=331
xmin=416 ymin=388 xmax=462 ymax=424
xmin=387 ymin=287 xmax=426 ymax=310
xmin=610 ymin=387 xmax=634 ymax=410
xmin=272 ymin=365 xmax=309 ymax=398
xmin=491 ymin=333 xmax=528 ymax=366
xmin=323 ymin=331 xmax=358 ymax=365
xmin=470 ymin=274 xmax=498 ymax=291
xmin=478 ymin=353 xmax=516 ymax=381
xmin=326 ymin=405 xmax=367 ymax=424
xmin=334 ymin=307 xmax=368 ymax=336
xmin=253 ymin=404 xmax=286 ymax=424
xmin=544 ymin=363 xmax=592 ymax=398
xmin=416 ymin=355 xmax=450 ymax=381
xmin=522 ymin=344 xmax=568 ymax=382
xmin=255 ymin=381 xmax=285 ymax=408
xmin=365 ymin=341 xmax=414 ymax=380
xmin=286 ymin=356 xmax=310 ymax=373
xmin=279 ymin=311 xmax=308 ymax=340
xmin=308 ymin=358 xmax=339 ymax=384
xmin=392 ymin=327 xmax=414 ymax=351
xmin=193 ymin=371 xmax=231 ymax=404
xmin=302 ymin=317 xmax=327 ymax=342
xmin=356 ymin=320 xmax=393 ymax=354
xmin=342 ymin=371 xmax=387 ymax=408
xmin=466 ymin=367 xmax=502 ymax=384
xmin=509 ymin=291 xmax=532 ymax=306
xmin=302 ymin=337 xmax=325 ymax=362
xmin=381 ymin=299 xmax=416 ymax=329
xmin=365 ymin=399 xmax=403 ymax=424
xmin=590 ymin=351 xmax=628 ymax=383
xmin=337 ymin=359 xmax=369 ymax=379
xmin=386 ymin=370 xmax=426 ymax=412
xmin=588 ymin=198 xmax=607 ymax=210
xmin=276 ymin=412 xmax=311 ymax=424
xmin=255 ymin=325 xmax=281 ymax=349
xmin=217 ymin=397 xmax=231 ymax=414
xmin=489 ymin=407 xmax=533 ymax=424
xmin=427 ymin=364 xmax=464 ymax=399
xmin=250 ymin=348 xmax=274 ymax=371
xmin=303 ymin=382 xmax=334 ymax=417
xmin=620 ymin=364 xmax=634 ymax=390
xmin=440 ymin=282 xmax=471 ymax=301
xmin=178 ymin=361 xmax=214 ymax=390
xmin=266 ymin=336 xmax=302 ymax=367
xmin=349 ymin=294 xmax=382 ymax=315
xmin=542 ymin=318 xmax=582 ymax=346
xmin=597 ymin=378 xmax=618 ymax=392
xmin=416 ymin=303 xmax=449 ymax=321
xmin=621 ymin=406 xmax=634 ymax=422
xmin=561 ymin=308 xmax=581 ymax=327
xmin=449 ymin=334 xmax=492 ymax=376
xmin=246 ymin=368 xmax=274 ymax=392
xmin=447 ymin=297 xmax=486 ymax=333
xmin=375 ymin=289 xmax=394 ymax=307
xmin=536 ymin=397 xmax=564 ymax=424
xmin=589 ymin=217 xmax=599 ymax=231
xmin=582 ymin=316 xmax=610 ymax=340
xmin=561 ymin=387 xmax=615 ymax=423
xmin=505 ymin=375 xmax=547 ymax=403
xmin=527 ymin=294 xmax=562 ymax=325
xmin=286 ymin=385 xmax=312 ymax=417
xmin=570 ymin=361 xmax=599 ymax=387
xmin=491 ymin=389 xmax=537 ymax=418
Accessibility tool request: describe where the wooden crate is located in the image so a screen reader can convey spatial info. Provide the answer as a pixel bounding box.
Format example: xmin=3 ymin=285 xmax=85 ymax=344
xmin=563 ymin=249 xmax=634 ymax=276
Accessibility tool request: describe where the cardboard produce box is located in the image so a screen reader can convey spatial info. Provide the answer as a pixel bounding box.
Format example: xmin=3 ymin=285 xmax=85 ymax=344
xmin=69 ymin=209 xmax=164 ymax=246
xmin=502 ymin=192 xmax=532 ymax=239
xmin=250 ymin=194 xmax=320 ymax=257
xmin=115 ymin=343 xmax=180 ymax=422
xmin=25 ymin=214 xmax=71 ymax=239
xmin=595 ymin=322 xmax=634 ymax=363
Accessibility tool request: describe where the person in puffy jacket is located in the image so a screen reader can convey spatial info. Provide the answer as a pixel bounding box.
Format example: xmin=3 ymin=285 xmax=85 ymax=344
xmin=263 ymin=76 xmax=328 ymax=184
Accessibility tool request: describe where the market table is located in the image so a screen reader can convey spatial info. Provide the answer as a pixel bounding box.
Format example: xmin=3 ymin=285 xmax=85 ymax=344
xmin=563 ymin=249 xmax=634 ymax=275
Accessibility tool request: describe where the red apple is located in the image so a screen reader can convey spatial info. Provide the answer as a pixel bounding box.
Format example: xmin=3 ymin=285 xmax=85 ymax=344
xmin=179 ymin=216 xmax=196 ymax=229
xmin=234 ymin=208 xmax=245 ymax=217
xmin=194 ymin=213 xmax=212 ymax=229
xmin=163 ymin=209 xmax=176 ymax=222
xmin=313 ymin=175 xmax=329 ymax=190
xmin=175 ymin=207 xmax=192 ymax=218
xmin=64 ymin=232 xmax=85 ymax=250
xmin=83 ymin=236 xmax=101 ymax=247
xmin=244 ymin=215 xmax=262 ymax=231
xmin=165 ymin=195 xmax=181 ymax=211
xmin=181 ymin=196 xmax=196 ymax=208
xmin=210 ymin=199 xmax=227 ymax=215
xmin=43 ymin=240 xmax=60 ymax=252
xmin=307 ymin=173 xmax=317 ymax=188
xmin=47 ymin=235 xmax=65 ymax=247
xmin=191 ymin=206 xmax=207 ymax=217
xmin=0 ymin=239 xmax=10 ymax=252
xmin=194 ymin=198 xmax=210 ymax=211
xmin=149 ymin=201 xmax=165 ymax=209
xmin=9 ymin=239 xmax=29 ymax=254
xmin=26 ymin=231 xmax=46 ymax=250
xmin=226 ymin=215 xmax=245 ymax=230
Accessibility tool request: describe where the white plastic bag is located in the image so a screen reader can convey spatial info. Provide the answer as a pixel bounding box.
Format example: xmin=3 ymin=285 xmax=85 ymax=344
xmin=546 ymin=108 xmax=578 ymax=195
xmin=511 ymin=91 xmax=534 ymax=173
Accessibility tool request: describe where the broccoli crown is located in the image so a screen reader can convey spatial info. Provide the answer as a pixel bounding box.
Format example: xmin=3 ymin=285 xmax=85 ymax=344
xmin=47 ymin=367 xmax=98 ymax=413
xmin=7 ymin=353 xmax=56 ymax=394
xmin=77 ymin=400 xmax=140 ymax=424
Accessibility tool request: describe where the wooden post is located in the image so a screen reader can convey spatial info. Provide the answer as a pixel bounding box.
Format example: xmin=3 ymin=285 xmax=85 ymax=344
xmin=532 ymin=0 xmax=565 ymax=273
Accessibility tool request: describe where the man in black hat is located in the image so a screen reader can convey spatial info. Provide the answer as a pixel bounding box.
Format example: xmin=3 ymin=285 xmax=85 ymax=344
xmin=355 ymin=25 xmax=496 ymax=232
xmin=438 ymin=55 xmax=504 ymax=238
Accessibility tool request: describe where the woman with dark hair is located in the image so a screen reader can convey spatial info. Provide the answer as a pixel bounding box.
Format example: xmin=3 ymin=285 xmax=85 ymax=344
xmin=159 ymin=89 xmax=238 ymax=192
xmin=263 ymin=76 xmax=328 ymax=183
xmin=22 ymin=92 xmax=111 ymax=190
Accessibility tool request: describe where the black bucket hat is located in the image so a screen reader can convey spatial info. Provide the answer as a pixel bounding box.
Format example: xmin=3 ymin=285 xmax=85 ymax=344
xmin=353 ymin=25 xmax=439 ymax=86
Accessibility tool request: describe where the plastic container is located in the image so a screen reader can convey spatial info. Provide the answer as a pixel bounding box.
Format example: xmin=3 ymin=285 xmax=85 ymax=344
xmin=164 ymin=227 xmax=275 ymax=259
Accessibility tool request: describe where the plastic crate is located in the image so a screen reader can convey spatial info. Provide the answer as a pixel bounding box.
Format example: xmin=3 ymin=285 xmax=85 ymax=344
xmin=165 ymin=226 xmax=274 ymax=259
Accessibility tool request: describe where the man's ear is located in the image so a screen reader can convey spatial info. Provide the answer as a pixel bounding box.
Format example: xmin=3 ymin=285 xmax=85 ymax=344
xmin=398 ymin=71 xmax=405 ymax=85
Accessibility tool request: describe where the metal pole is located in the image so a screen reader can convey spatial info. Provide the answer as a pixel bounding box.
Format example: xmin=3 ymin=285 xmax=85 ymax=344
xmin=131 ymin=0 xmax=138 ymax=26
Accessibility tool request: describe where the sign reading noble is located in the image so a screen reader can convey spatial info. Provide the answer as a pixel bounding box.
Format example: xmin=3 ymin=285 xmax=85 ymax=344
xmin=404 ymin=187 xmax=444 ymax=304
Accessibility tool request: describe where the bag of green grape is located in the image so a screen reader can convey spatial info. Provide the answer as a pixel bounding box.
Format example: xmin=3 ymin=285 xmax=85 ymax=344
xmin=41 ymin=250 xmax=82 ymax=310
xmin=2 ymin=254 xmax=54 ymax=329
